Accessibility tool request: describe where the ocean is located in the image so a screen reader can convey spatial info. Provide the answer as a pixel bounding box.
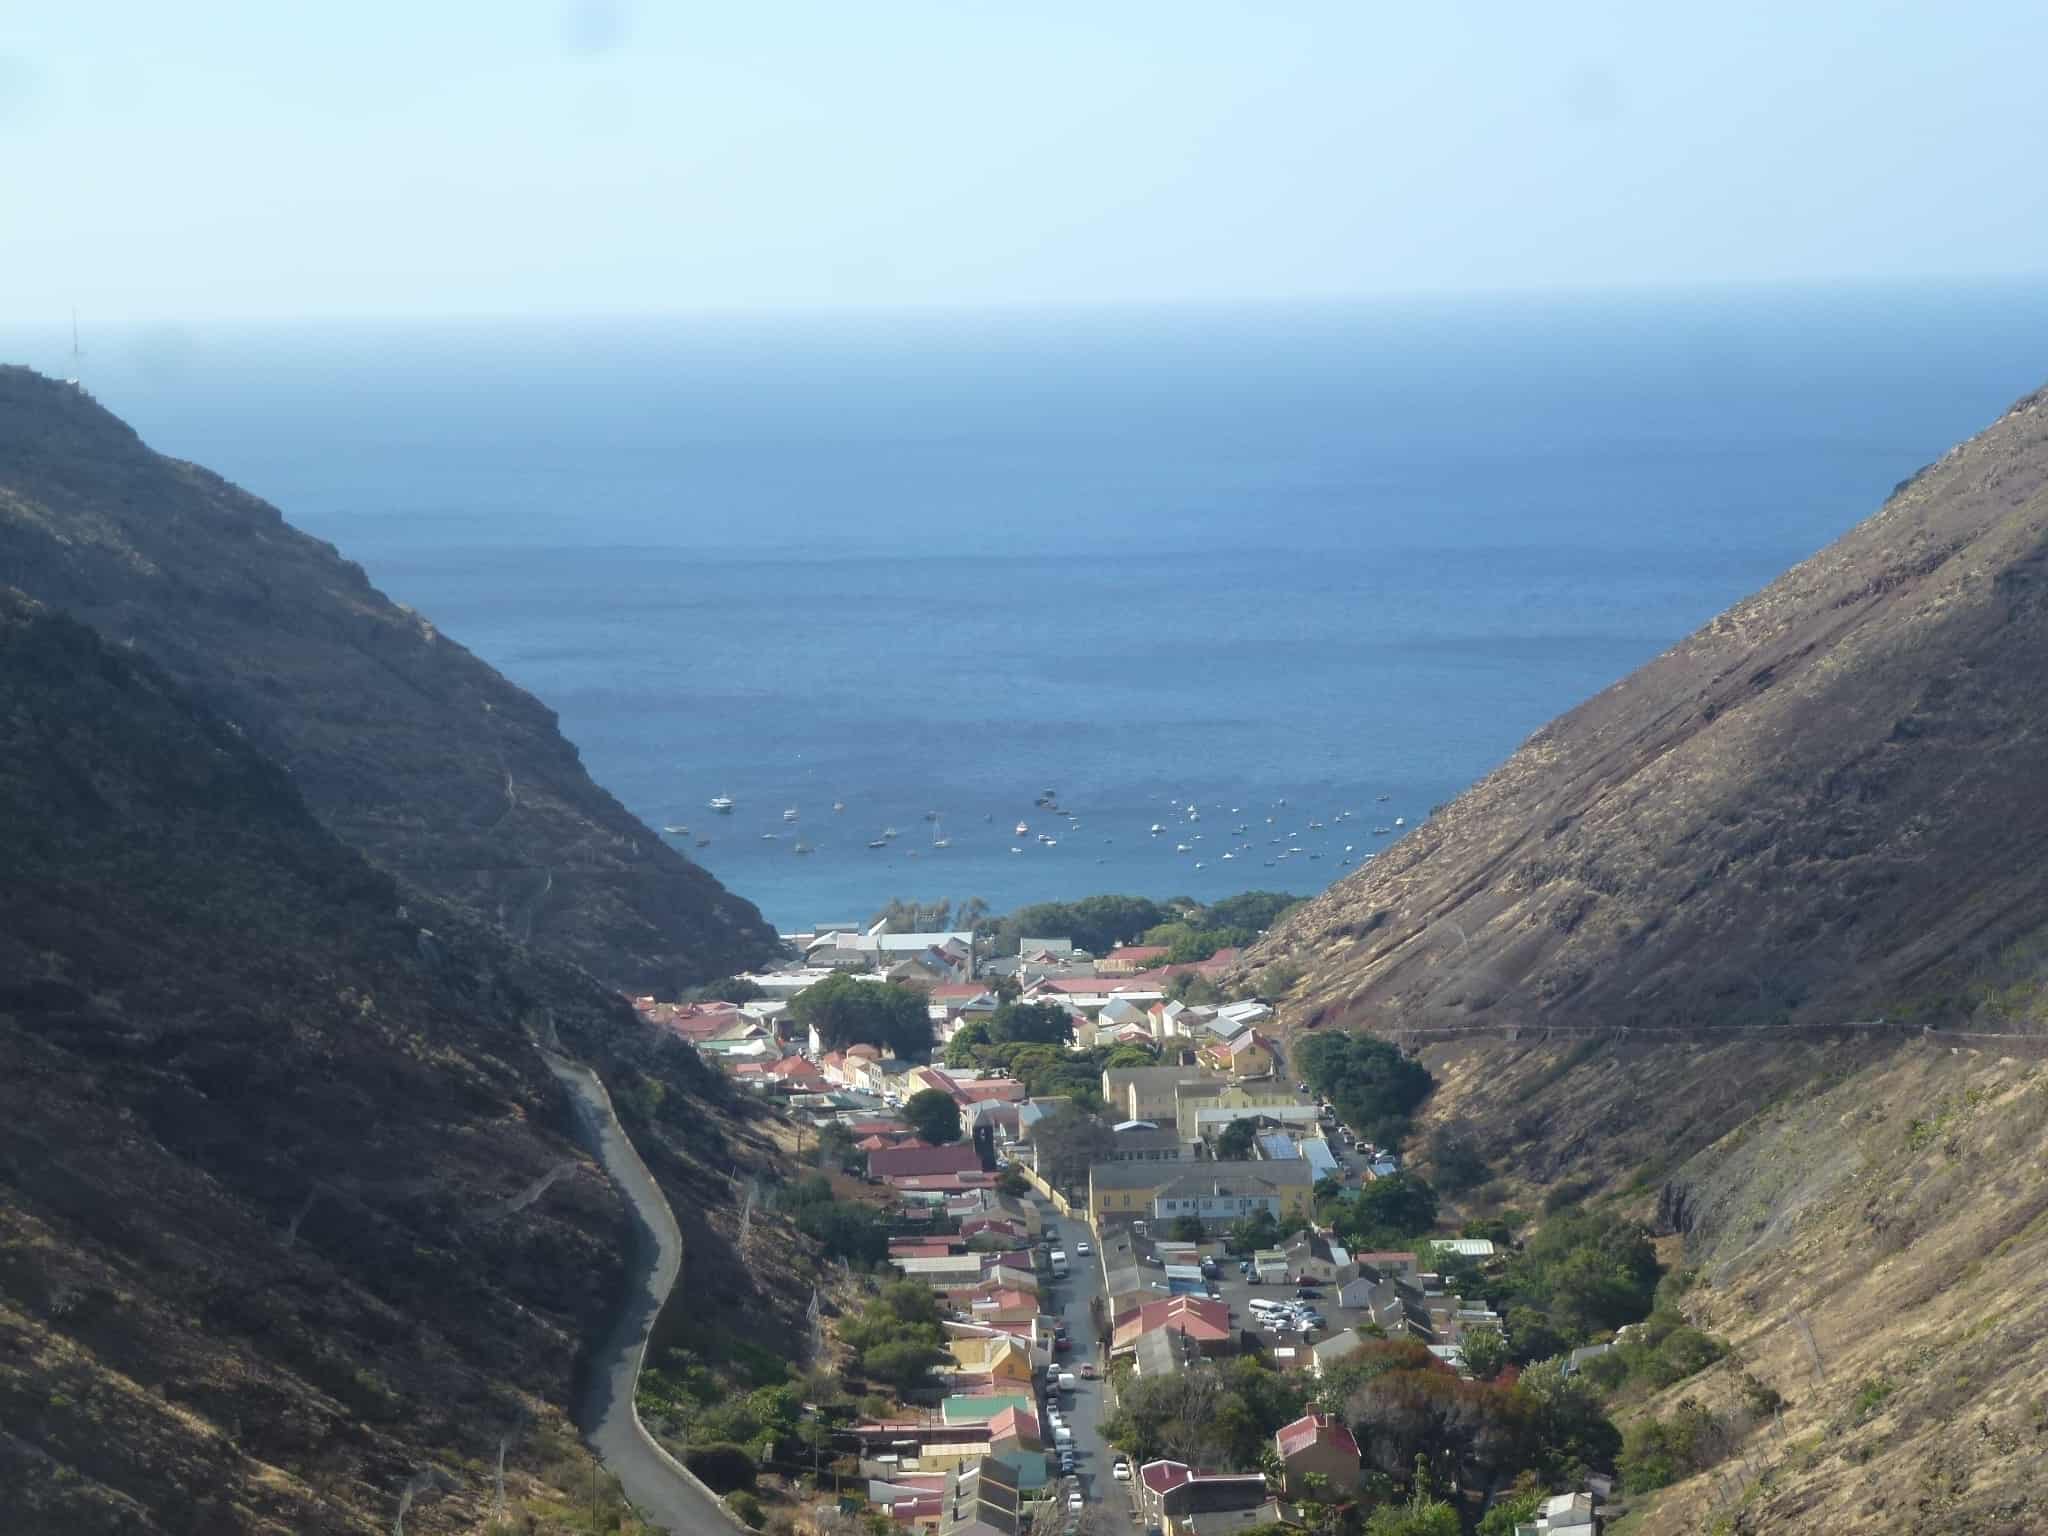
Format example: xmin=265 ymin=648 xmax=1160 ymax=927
xmin=18 ymin=284 xmax=2048 ymax=931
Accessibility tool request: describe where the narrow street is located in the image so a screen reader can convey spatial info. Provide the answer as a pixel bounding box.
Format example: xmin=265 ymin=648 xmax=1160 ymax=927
xmin=1035 ymin=1198 xmax=1138 ymax=1536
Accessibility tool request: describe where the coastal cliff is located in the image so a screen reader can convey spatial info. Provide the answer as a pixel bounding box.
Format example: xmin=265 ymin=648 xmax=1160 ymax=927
xmin=0 ymin=367 xmax=777 ymax=992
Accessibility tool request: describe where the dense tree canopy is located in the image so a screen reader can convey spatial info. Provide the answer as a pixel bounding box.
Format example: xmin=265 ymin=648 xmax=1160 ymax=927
xmin=1324 ymin=1173 xmax=1441 ymax=1250
xmin=1030 ymin=1106 xmax=1117 ymax=1188
xmin=775 ymin=1174 xmax=888 ymax=1265
xmin=1101 ymin=1357 xmax=1308 ymax=1470
xmin=987 ymin=999 xmax=1075 ymax=1046
xmin=789 ymin=973 xmax=933 ymax=1057
xmin=985 ymin=895 xmax=1171 ymax=955
xmin=1295 ymin=1032 xmax=1435 ymax=1147
xmin=903 ymin=1088 xmax=963 ymax=1145
xmin=1215 ymin=1117 xmax=1260 ymax=1160
xmin=1495 ymin=1210 xmax=1661 ymax=1346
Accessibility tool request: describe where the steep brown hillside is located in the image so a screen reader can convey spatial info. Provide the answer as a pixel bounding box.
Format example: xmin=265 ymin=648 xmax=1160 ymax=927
xmin=1257 ymin=384 xmax=2048 ymax=1037
xmin=1617 ymin=1042 xmax=2048 ymax=1535
xmin=0 ymin=590 xmax=762 ymax=1533
xmin=0 ymin=366 xmax=776 ymax=992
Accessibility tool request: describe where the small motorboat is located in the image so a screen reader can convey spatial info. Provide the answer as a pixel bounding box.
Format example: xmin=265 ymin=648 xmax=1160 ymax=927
xmin=1393 ymin=816 xmax=1406 ymax=827
xmin=709 ymin=795 xmax=735 ymax=814
xmin=792 ymin=840 xmax=813 ymax=855
xmin=1015 ymin=821 xmax=1030 ymax=837
xmin=868 ymin=836 xmax=889 ymax=849
xmin=694 ymin=837 xmax=711 ymax=848
xmin=1175 ymin=843 xmax=1192 ymax=853
xmin=663 ymin=824 xmax=689 ymax=835
xmin=832 ymin=800 xmax=846 ymax=813
xmin=1150 ymin=823 xmax=1164 ymax=835
xmin=783 ymin=807 xmax=800 ymax=822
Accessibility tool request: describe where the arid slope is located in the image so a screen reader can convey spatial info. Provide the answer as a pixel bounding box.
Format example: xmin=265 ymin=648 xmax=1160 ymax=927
xmin=1257 ymin=386 xmax=2048 ymax=1034
xmin=0 ymin=367 xmax=776 ymax=992
xmin=0 ymin=590 xmax=755 ymax=1533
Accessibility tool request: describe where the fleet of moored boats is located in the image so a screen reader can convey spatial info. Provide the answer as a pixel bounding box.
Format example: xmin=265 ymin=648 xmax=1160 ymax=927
xmin=664 ymin=788 xmax=1414 ymax=868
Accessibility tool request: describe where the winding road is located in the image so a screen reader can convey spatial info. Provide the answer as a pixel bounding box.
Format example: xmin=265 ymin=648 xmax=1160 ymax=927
xmin=542 ymin=1050 xmax=744 ymax=1533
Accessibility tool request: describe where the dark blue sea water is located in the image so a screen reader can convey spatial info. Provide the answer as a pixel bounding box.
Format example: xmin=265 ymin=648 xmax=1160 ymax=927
xmin=20 ymin=285 xmax=2048 ymax=930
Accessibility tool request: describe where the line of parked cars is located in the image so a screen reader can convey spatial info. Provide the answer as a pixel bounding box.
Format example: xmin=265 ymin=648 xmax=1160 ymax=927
xmin=1247 ymin=1295 xmax=1326 ymax=1335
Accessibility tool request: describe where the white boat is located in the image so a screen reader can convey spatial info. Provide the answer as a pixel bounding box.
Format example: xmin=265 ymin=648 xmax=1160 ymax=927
xmin=783 ymin=807 xmax=799 ymax=822
xmin=1150 ymin=824 xmax=1164 ymax=835
xmin=1394 ymin=816 xmax=1406 ymax=827
xmin=1175 ymin=843 xmax=1192 ymax=853
xmin=1015 ymin=821 xmax=1030 ymax=837
xmin=1010 ymin=845 xmax=1024 ymax=854
xmin=931 ymin=816 xmax=950 ymax=850
xmin=662 ymin=824 xmax=689 ymax=835
xmin=868 ymin=835 xmax=889 ymax=849
xmin=792 ymin=840 xmax=813 ymax=855
xmin=709 ymin=795 xmax=735 ymax=814
xmin=881 ymin=826 xmax=898 ymax=840
xmin=1042 ymin=838 xmax=1058 ymax=848
xmin=832 ymin=800 xmax=846 ymax=813
xmin=760 ymin=832 xmax=780 ymax=840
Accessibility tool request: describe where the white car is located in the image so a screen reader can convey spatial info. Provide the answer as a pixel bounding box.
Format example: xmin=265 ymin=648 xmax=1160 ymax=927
xmin=1112 ymin=1462 xmax=1131 ymax=1481
xmin=1068 ymin=1492 xmax=1085 ymax=1513
xmin=1076 ymin=1241 xmax=1092 ymax=1256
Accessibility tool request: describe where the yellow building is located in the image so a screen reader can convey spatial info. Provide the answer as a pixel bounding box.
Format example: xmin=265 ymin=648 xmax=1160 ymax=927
xmin=1173 ymin=1080 xmax=1318 ymax=1141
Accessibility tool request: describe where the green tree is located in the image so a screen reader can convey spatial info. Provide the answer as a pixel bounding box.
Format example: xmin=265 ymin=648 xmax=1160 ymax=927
xmin=987 ymin=1000 xmax=1076 ymax=1047
xmin=1104 ymin=1043 xmax=1161 ymax=1068
xmin=1477 ymin=1491 xmax=1544 ymax=1536
xmin=903 ymin=1088 xmax=963 ymax=1145
xmin=1427 ymin=1119 xmax=1489 ymax=1194
xmin=1294 ymin=1032 xmax=1435 ymax=1148
xmin=1166 ymin=971 xmax=1222 ymax=1005
xmin=1512 ymin=1360 xmax=1623 ymax=1482
xmin=1460 ymin=1325 xmax=1510 ymax=1382
xmin=789 ymin=972 xmax=934 ymax=1057
xmin=863 ymin=1338 xmax=947 ymax=1392
xmin=1216 ymin=1117 xmax=1260 ymax=1160
xmin=1168 ymin=1215 xmax=1206 ymax=1242
xmin=1328 ymin=1173 xmax=1440 ymax=1248
xmin=944 ymin=1018 xmax=993 ymax=1066
xmin=1363 ymin=1461 xmax=1460 ymax=1536
xmin=1030 ymin=1106 xmax=1117 ymax=1189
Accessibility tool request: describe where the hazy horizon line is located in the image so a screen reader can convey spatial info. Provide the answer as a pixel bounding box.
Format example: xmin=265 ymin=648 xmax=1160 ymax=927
xmin=5 ymin=269 xmax=2048 ymax=336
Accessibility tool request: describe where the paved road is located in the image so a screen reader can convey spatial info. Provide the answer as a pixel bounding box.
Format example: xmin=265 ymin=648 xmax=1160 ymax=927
xmin=1036 ymin=1202 xmax=1137 ymax=1536
xmin=543 ymin=1052 xmax=741 ymax=1534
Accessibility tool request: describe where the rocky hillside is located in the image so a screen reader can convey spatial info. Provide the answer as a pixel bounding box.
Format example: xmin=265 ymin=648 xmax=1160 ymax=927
xmin=0 ymin=589 xmax=754 ymax=1533
xmin=1256 ymin=384 xmax=2048 ymax=1037
xmin=0 ymin=367 xmax=776 ymax=992
xmin=1622 ymin=1041 xmax=2048 ymax=1535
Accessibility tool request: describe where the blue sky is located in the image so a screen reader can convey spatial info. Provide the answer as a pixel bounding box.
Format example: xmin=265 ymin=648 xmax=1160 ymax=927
xmin=3 ymin=1 xmax=2046 ymax=321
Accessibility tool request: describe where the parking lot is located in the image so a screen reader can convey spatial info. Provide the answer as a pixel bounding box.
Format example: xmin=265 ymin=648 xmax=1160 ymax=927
xmin=1203 ymin=1263 xmax=1371 ymax=1359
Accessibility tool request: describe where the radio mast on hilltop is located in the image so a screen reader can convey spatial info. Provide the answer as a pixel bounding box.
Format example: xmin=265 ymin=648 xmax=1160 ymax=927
xmin=65 ymin=308 xmax=84 ymax=389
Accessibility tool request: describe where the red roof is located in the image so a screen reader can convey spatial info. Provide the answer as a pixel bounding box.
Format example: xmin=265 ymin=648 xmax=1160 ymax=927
xmin=1107 ymin=945 xmax=1171 ymax=964
xmin=1276 ymin=1411 xmax=1359 ymax=1463
xmin=869 ymin=1142 xmax=985 ymax=1179
xmin=1116 ymin=1296 xmax=1231 ymax=1346
xmin=1140 ymin=1461 xmax=1194 ymax=1497
xmin=958 ymin=1080 xmax=1026 ymax=1104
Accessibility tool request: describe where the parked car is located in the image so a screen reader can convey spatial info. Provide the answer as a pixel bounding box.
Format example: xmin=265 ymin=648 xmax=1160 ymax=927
xmin=1068 ymin=1492 xmax=1084 ymax=1513
xmin=1295 ymin=1286 xmax=1322 ymax=1299
xmin=1054 ymin=1335 xmax=1073 ymax=1353
xmin=1112 ymin=1461 xmax=1131 ymax=1481
xmin=1080 ymin=1362 xmax=1098 ymax=1379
